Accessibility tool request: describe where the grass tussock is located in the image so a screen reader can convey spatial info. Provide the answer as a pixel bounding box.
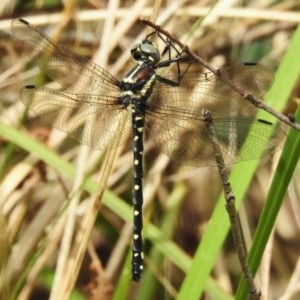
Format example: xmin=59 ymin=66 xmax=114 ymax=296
xmin=0 ymin=1 xmax=300 ymax=299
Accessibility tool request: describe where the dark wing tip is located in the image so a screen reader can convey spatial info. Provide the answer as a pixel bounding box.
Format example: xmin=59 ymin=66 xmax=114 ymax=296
xmin=19 ymin=18 xmax=29 ymax=25
xmin=24 ymin=85 xmax=36 ymax=89
xmin=257 ymin=119 xmax=272 ymax=125
xmin=243 ymin=62 xmax=257 ymax=66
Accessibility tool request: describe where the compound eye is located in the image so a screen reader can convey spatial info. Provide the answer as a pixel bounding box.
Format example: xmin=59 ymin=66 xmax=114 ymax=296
xmin=131 ymin=43 xmax=142 ymax=53
xmin=140 ymin=43 xmax=160 ymax=63
xmin=131 ymin=43 xmax=143 ymax=60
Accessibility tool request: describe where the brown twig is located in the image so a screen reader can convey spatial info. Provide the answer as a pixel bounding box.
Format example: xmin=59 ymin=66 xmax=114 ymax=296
xmin=202 ymin=109 xmax=261 ymax=300
xmin=140 ymin=18 xmax=300 ymax=132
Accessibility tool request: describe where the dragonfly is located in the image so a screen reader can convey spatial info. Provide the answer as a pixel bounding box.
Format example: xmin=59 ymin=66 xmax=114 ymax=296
xmin=11 ymin=18 xmax=286 ymax=281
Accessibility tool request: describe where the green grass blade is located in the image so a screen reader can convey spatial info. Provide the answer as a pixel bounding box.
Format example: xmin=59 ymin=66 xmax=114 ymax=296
xmin=2 ymin=20 xmax=299 ymax=300
xmin=236 ymin=107 xmax=300 ymax=299
xmin=113 ymin=251 xmax=132 ymax=300
xmin=235 ymin=21 xmax=300 ymax=299
xmin=177 ymin=21 xmax=300 ymax=300
xmin=0 ymin=122 xmax=232 ymax=298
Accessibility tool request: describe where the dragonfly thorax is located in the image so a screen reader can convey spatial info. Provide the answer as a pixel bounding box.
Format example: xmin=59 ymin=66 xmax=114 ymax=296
xmin=11 ymin=18 xmax=285 ymax=283
xmin=121 ymin=62 xmax=156 ymax=91
xmin=120 ymin=62 xmax=156 ymax=110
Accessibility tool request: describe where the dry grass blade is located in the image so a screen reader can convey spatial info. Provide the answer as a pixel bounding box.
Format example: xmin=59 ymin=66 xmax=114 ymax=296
xmin=1 ymin=1 xmax=300 ymax=300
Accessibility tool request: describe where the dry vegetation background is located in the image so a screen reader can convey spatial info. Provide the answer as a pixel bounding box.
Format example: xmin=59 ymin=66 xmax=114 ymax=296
xmin=0 ymin=0 xmax=300 ymax=300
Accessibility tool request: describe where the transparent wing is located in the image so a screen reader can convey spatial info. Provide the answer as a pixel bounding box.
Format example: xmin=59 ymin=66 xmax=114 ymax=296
xmin=151 ymin=63 xmax=274 ymax=114
xmin=146 ymin=108 xmax=286 ymax=167
xmin=11 ymin=19 xmax=120 ymax=94
xmin=21 ymin=85 xmax=131 ymax=150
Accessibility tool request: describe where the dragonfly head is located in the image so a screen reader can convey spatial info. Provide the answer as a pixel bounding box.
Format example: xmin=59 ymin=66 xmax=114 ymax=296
xmin=131 ymin=40 xmax=160 ymax=65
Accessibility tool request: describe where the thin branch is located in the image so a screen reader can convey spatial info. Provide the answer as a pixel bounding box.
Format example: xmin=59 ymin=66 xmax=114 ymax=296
xmin=202 ymin=109 xmax=261 ymax=300
xmin=140 ymin=18 xmax=300 ymax=132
